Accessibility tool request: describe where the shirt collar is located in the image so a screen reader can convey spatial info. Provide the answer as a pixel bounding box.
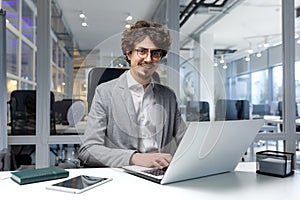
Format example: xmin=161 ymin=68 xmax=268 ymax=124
xmin=126 ymin=70 xmax=154 ymax=90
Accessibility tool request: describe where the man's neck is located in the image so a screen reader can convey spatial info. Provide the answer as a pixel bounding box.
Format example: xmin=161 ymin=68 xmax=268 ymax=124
xmin=143 ymin=83 xmax=150 ymax=89
xmin=129 ymin=70 xmax=151 ymax=88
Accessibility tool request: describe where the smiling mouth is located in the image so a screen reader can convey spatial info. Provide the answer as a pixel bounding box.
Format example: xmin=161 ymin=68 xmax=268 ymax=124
xmin=140 ymin=63 xmax=154 ymax=69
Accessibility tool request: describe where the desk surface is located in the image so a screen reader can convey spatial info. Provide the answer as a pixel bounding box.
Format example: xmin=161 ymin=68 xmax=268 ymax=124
xmin=0 ymin=162 xmax=299 ymax=200
xmin=264 ymin=115 xmax=300 ymax=126
xmin=55 ymin=121 xmax=86 ymax=135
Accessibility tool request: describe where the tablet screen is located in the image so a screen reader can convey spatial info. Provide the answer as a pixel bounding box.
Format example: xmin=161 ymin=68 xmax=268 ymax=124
xmin=53 ymin=175 xmax=108 ymax=190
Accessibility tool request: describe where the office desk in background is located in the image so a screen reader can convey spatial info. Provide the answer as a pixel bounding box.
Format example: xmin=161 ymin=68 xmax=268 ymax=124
xmin=0 ymin=162 xmax=299 ymax=200
xmin=55 ymin=121 xmax=86 ymax=135
xmin=7 ymin=121 xmax=86 ymax=145
xmin=264 ymin=116 xmax=300 ymax=126
xmin=7 ymin=121 xmax=86 ymax=135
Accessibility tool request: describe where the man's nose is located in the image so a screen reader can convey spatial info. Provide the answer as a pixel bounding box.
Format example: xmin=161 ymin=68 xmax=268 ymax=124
xmin=144 ymin=51 xmax=152 ymax=62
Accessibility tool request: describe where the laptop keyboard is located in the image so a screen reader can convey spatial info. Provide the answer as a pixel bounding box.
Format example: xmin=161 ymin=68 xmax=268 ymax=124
xmin=142 ymin=167 xmax=167 ymax=176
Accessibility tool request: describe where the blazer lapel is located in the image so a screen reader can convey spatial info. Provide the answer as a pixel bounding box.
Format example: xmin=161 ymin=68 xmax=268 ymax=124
xmin=116 ymin=73 xmax=138 ymax=126
xmin=153 ymin=84 xmax=165 ymax=152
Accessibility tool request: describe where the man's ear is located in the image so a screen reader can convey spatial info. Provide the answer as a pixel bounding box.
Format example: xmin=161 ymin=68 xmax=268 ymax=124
xmin=126 ymin=51 xmax=132 ymax=61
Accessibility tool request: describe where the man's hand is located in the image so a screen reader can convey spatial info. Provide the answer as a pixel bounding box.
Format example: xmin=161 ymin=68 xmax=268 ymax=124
xmin=130 ymin=153 xmax=172 ymax=169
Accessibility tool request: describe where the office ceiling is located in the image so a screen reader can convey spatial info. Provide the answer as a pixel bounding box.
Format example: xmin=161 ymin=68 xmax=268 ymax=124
xmin=54 ymin=0 xmax=161 ymax=53
xmin=55 ymin=0 xmax=300 ymax=60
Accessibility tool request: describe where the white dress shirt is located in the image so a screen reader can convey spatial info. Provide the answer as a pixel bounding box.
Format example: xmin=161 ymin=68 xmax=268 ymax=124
xmin=126 ymin=71 xmax=158 ymax=153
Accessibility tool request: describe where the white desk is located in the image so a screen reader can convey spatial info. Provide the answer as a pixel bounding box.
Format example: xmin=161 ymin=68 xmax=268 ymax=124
xmin=55 ymin=121 xmax=86 ymax=135
xmin=0 ymin=162 xmax=299 ymax=200
xmin=264 ymin=115 xmax=300 ymax=126
xmin=7 ymin=121 xmax=86 ymax=135
xmin=7 ymin=121 xmax=86 ymax=145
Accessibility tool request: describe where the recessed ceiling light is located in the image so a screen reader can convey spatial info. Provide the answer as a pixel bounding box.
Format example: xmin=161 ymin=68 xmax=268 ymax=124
xmin=126 ymin=15 xmax=133 ymax=21
xmin=247 ymin=48 xmax=253 ymax=54
xmin=81 ymin=22 xmax=88 ymax=27
xmin=219 ymin=55 xmax=225 ymax=64
xmin=79 ymin=13 xmax=85 ymax=19
xmin=263 ymin=43 xmax=270 ymax=48
xmin=256 ymin=52 xmax=262 ymax=58
xmin=245 ymin=55 xmax=250 ymax=62
xmin=263 ymin=37 xmax=269 ymax=48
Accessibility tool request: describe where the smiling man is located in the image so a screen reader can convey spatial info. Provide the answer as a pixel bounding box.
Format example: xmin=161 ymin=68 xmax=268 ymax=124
xmin=78 ymin=20 xmax=186 ymax=169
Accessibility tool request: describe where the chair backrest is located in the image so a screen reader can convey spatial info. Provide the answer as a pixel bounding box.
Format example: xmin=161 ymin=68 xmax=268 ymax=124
xmin=252 ymin=104 xmax=271 ymax=116
xmin=9 ymin=90 xmax=56 ymax=135
xmin=186 ymin=101 xmax=210 ymax=121
xmin=54 ymin=99 xmax=84 ymax=125
xmin=215 ymin=99 xmax=250 ymax=121
xmin=87 ymin=67 xmax=160 ymax=112
xmin=0 ymin=148 xmax=11 ymax=171
xmin=277 ymin=101 xmax=299 ymax=117
xmin=87 ymin=67 xmax=129 ymax=112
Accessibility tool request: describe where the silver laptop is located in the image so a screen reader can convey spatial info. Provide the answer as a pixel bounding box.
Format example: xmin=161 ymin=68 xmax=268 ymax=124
xmin=123 ymin=119 xmax=264 ymax=184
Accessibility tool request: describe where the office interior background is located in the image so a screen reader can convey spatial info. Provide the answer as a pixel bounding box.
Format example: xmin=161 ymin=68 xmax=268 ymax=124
xmin=1 ymin=0 xmax=300 ymax=170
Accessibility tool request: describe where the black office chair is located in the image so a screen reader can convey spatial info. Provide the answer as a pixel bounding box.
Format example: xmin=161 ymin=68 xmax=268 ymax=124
xmin=87 ymin=67 xmax=129 ymax=112
xmin=8 ymin=90 xmax=56 ymax=135
xmin=7 ymin=90 xmax=56 ymax=169
xmin=54 ymin=99 xmax=84 ymax=126
xmin=87 ymin=67 xmax=160 ymax=112
xmin=215 ymin=99 xmax=250 ymax=121
xmin=252 ymin=104 xmax=271 ymax=117
xmin=186 ymin=101 xmax=210 ymax=121
xmin=277 ymin=101 xmax=300 ymax=132
xmin=0 ymin=148 xmax=12 ymax=171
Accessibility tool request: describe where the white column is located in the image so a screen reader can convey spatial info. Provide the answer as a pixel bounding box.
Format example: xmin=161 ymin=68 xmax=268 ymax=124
xmin=199 ymin=33 xmax=216 ymax=120
xmin=66 ymin=58 xmax=74 ymax=98
xmin=36 ymin=0 xmax=51 ymax=168
xmin=166 ymin=0 xmax=180 ymax=97
xmin=0 ymin=8 xmax=7 ymax=150
xmin=282 ymin=0 xmax=296 ymax=155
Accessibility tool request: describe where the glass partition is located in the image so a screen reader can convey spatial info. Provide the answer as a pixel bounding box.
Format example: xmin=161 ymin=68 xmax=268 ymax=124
xmin=6 ymin=29 xmax=18 ymax=76
xmin=22 ymin=0 xmax=34 ymax=42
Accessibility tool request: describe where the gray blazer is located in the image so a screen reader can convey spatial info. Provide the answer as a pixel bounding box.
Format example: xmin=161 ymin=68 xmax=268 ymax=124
xmin=78 ymin=72 xmax=187 ymax=167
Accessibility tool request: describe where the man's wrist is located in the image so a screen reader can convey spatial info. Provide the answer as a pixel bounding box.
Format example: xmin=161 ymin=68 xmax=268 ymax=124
xmin=130 ymin=151 xmax=139 ymax=165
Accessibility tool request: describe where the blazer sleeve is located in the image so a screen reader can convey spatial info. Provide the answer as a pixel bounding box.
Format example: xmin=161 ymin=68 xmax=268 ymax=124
xmin=78 ymin=84 xmax=136 ymax=167
xmin=174 ymin=100 xmax=187 ymax=145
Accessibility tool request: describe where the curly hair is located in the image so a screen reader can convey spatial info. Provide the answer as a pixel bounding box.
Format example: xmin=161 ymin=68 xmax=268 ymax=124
xmin=121 ymin=20 xmax=171 ymax=59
